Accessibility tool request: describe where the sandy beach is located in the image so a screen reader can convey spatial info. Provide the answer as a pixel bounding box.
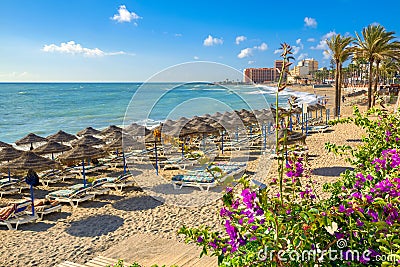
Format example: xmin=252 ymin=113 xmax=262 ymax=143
xmin=0 ymin=85 xmax=374 ymax=267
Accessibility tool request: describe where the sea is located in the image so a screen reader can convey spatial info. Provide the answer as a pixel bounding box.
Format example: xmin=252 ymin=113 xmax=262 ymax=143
xmin=0 ymin=83 xmax=320 ymax=144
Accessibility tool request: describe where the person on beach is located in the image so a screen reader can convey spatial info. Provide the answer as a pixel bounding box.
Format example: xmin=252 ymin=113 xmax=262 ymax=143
xmin=342 ymin=95 xmax=345 ymax=103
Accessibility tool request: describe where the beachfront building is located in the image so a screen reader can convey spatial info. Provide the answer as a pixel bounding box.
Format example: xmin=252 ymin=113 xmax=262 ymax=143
xmin=243 ymin=60 xmax=288 ymax=83
xmin=288 ymin=58 xmax=319 ymax=84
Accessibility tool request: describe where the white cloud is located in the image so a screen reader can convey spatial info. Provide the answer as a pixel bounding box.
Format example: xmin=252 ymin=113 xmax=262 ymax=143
xmin=203 ymin=35 xmax=223 ymax=46
xmin=111 ymin=5 xmax=141 ymax=25
xmin=307 ymin=38 xmax=316 ymax=42
xmin=237 ymin=42 xmax=268 ymax=59
xmin=296 ymin=38 xmax=302 ymax=45
xmin=42 ymin=41 xmax=129 ymax=57
xmin=292 ymin=46 xmax=301 ymax=55
xmin=235 ymin=35 xmax=247 ymax=45
xmin=311 ymin=31 xmax=336 ymax=50
xmin=237 ymin=48 xmax=253 ymax=58
xmin=304 ymin=17 xmax=317 ymax=28
xmin=248 ymin=60 xmax=255 ymax=65
xmin=274 ymin=49 xmax=282 ymax=54
xmin=297 ymin=53 xmax=308 ymax=60
xmin=175 ymin=33 xmax=182 ymax=37
xmin=255 ymin=42 xmax=268 ymax=51
xmin=193 ymin=56 xmax=199 ymax=60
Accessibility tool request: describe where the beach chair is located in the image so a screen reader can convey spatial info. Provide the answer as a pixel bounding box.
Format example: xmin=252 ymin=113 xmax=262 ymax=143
xmin=306 ymin=125 xmax=331 ymax=134
xmin=23 ymin=198 xmax=62 ymax=220
xmin=40 ymin=172 xmax=63 ymax=186
xmin=0 ymin=200 xmax=38 ymax=230
xmin=89 ymin=178 xmax=112 ymax=195
xmin=0 ymin=178 xmax=20 ymax=198
xmin=103 ymin=174 xmax=135 ymax=192
xmin=172 ymin=162 xmax=245 ymax=191
xmin=172 ymin=172 xmax=218 ymax=191
xmin=46 ymin=187 xmax=95 ymax=208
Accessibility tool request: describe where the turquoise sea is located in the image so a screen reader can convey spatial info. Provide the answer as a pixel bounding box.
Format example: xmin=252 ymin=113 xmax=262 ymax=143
xmin=0 ymin=83 xmax=319 ymax=144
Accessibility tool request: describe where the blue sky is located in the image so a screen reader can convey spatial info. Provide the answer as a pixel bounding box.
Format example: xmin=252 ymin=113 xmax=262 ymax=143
xmin=0 ymin=0 xmax=399 ymax=82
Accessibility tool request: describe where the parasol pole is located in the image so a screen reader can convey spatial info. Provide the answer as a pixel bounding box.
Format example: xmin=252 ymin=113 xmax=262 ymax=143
xmin=123 ymin=151 xmax=127 ymax=175
xmin=82 ymin=159 xmax=87 ymax=187
xmin=221 ymin=130 xmax=224 ymax=154
xmin=154 ymin=140 xmax=158 ymax=175
xmin=30 ymin=184 xmax=35 ymax=215
xmin=6 ymin=159 xmax=11 ymax=182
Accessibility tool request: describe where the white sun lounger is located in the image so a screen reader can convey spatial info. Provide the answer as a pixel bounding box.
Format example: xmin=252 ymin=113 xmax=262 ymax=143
xmin=103 ymin=174 xmax=135 ymax=192
xmin=46 ymin=187 xmax=95 ymax=208
xmin=172 ymin=163 xmax=246 ymax=191
xmin=0 ymin=179 xmax=20 ymax=198
xmin=0 ymin=201 xmax=39 ymax=230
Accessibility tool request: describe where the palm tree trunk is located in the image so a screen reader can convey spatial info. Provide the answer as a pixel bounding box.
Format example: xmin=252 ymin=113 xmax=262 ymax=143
xmin=334 ymin=62 xmax=340 ymax=117
xmin=338 ymin=63 xmax=342 ymax=116
xmin=373 ymin=60 xmax=381 ymax=106
xmin=368 ymin=61 xmax=373 ymax=109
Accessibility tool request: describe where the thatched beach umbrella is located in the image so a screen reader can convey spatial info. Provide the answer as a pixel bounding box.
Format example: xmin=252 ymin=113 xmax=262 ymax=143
xmin=59 ymin=144 xmax=106 ymax=186
xmin=101 ymin=125 xmax=122 ymax=136
xmin=5 ymin=151 xmax=60 ymax=172
xmin=0 ymin=147 xmax=24 ymax=181
xmin=103 ymin=131 xmax=123 ymax=142
xmin=77 ymin=127 xmax=101 ymax=137
xmin=0 ymin=141 xmax=12 ymax=148
xmin=47 ymin=130 xmax=77 ymax=143
xmin=2 ymin=151 xmax=59 ymax=215
xmin=33 ymin=140 xmax=71 ymax=159
xmin=124 ymin=123 xmax=151 ymax=137
xmin=72 ymin=135 xmax=105 ymax=147
xmin=15 ymin=133 xmax=47 ymax=150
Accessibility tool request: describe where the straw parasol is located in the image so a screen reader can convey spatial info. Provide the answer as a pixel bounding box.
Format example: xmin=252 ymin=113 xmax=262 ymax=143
xmin=0 ymin=146 xmax=24 ymax=181
xmin=76 ymin=127 xmax=101 ymax=137
xmin=33 ymin=140 xmax=71 ymax=158
xmin=0 ymin=146 xmax=24 ymax=162
xmin=0 ymin=141 xmax=12 ymax=148
xmin=47 ymin=130 xmax=77 ymax=143
xmin=104 ymin=138 xmax=123 ymax=151
xmin=59 ymin=144 xmax=106 ymax=186
xmin=101 ymin=125 xmax=122 ymax=136
xmin=103 ymin=131 xmax=123 ymax=141
xmin=0 ymin=151 xmax=60 ymax=216
xmin=59 ymin=144 xmax=106 ymax=161
xmin=15 ymin=133 xmax=47 ymax=150
xmin=72 ymin=135 xmax=105 ymax=147
xmin=124 ymin=123 xmax=151 ymax=137
xmin=3 ymin=151 xmax=60 ymax=172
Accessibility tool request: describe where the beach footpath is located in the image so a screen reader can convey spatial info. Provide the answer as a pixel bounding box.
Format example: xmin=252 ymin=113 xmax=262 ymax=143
xmin=102 ymin=233 xmax=217 ymax=266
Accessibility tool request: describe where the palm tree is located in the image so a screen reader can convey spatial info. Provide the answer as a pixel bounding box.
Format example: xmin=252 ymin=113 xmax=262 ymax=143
xmin=326 ymin=34 xmax=354 ymax=117
xmin=354 ymin=24 xmax=400 ymax=108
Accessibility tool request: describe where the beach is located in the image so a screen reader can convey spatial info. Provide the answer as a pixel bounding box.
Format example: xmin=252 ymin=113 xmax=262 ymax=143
xmin=0 ymin=84 xmax=372 ymax=267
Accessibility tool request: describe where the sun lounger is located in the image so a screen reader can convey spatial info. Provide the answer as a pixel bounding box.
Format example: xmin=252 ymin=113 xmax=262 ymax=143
xmin=306 ymin=125 xmax=331 ymax=134
xmin=172 ymin=162 xmax=246 ymax=191
xmin=0 ymin=200 xmax=38 ymax=230
xmin=40 ymin=172 xmax=63 ymax=186
xmin=0 ymin=178 xmax=20 ymax=198
xmin=89 ymin=178 xmax=111 ymax=195
xmin=103 ymin=174 xmax=135 ymax=192
xmin=46 ymin=187 xmax=95 ymax=208
xmin=23 ymin=198 xmax=62 ymax=220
